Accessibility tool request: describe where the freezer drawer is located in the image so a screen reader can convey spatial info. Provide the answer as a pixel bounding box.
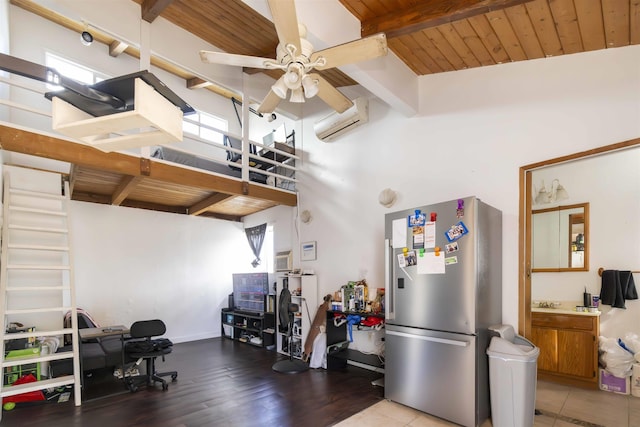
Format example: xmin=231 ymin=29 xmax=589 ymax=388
xmin=385 ymin=326 xmax=485 ymax=427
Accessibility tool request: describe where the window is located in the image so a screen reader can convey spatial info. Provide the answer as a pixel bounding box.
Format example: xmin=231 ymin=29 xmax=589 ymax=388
xmin=45 ymin=53 xmax=108 ymax=90
xmin=183 ymin=111 xmax=227 ymax=144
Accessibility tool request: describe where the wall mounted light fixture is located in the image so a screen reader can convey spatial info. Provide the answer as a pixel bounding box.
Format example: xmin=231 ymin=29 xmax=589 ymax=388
xmin=534 ymin=179 xmax=569 ymax=205
xmin=300 ymin=209 xmax=312 ymax=224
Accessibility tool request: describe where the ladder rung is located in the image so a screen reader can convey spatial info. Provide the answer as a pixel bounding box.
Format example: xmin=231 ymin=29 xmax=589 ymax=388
xmin=8 ymin=243 xmax=70 ymax=251
xmin=2 ymin=328 xmax=72 ymax=340
xmin=1 ymin=376 xmax=75 ymax=398
xmin=2 ymin=350 xmax=75 ymax=368
xmin=9 ymin=188 xmax=65 ymax=200
xmin=6 ymin=286 xmax=68 ymax=292
xmin=5 ymin=307 xmax=72 ymax=315
xmin=9 ymin=206 xmax=67 ymax=216
xmin=8 ymin=224 xmax=68 ymax=234
xmin=7 ymin=265 xmax=70 ymax=270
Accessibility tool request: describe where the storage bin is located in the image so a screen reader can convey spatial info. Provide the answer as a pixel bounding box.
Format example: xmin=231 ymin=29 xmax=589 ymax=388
xmin=4 ymin=347 xmax=41 ymax=385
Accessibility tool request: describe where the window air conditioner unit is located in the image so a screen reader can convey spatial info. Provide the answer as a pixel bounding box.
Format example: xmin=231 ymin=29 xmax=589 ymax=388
xmin=313 ymin=97 xmax=368 ymax=142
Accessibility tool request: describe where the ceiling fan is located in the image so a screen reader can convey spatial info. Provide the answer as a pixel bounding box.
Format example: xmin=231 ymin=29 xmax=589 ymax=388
xmin=199 ymin=0 xmax=387 ymax=114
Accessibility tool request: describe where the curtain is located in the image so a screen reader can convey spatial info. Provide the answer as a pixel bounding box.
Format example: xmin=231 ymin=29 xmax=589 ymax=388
xmin=245 ymin=223 xmax=267 ymax=268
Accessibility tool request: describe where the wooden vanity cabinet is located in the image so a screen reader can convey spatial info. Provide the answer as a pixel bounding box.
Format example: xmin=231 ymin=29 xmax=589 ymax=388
xmin=530 ymin=312 xmax=600 ymax=389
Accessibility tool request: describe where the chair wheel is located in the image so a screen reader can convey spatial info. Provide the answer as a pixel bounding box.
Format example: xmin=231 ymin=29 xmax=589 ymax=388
xmin=162 ymin=383 xmax=169 ymax=391
xmin=129 ymin=384 xmax=138 ymax=393
xmin=171 ymin=374 xmax=177 ymax=381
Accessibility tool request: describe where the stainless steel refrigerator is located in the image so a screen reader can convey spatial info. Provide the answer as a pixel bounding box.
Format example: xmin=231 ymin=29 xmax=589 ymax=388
xmin=384 ymin=196 xmax=502 ymax=427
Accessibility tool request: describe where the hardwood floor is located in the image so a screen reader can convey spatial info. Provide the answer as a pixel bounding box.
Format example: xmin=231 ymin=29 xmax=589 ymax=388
xmin=1 ymin=338 xmax=384 ymax=426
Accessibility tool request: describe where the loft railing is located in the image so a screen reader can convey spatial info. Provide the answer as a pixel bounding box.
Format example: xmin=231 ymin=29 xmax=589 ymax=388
xmin=0 ymin=73 xmax=298 ymax=192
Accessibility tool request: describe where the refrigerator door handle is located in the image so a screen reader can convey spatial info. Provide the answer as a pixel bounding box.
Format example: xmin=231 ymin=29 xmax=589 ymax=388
xmin=386 ymin=330 xmax=470 ymax=347
xmin=384 ymin=238 xmax=395 ymax=320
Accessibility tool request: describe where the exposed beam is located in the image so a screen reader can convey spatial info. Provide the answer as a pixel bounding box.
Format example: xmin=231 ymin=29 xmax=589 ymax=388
xmin=360 ymin=0 xmax=534 ymax=38
xmin=10 ymin=0 xmax=242 ymax=102
xmin=140 ymin=0 xmax=174 ymax=23
xmin=68 ymin=163 xmax=79 ymax=195
xmin=189 ymin=193 xmax=236 ymax=216
xmin=109 ymin=40 xmax=129 ymax=57
xmin=111 ymin=175 xmax=143 ymax=206
xmin=0 ymin=125 xmax=297 ymax=207
xmin=187 ymin=77 xmax=212 ymax=90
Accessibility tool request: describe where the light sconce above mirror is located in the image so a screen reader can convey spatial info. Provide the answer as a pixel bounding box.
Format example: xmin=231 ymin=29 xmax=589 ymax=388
xmin=533 ymin=179 xmax=569 ymax=205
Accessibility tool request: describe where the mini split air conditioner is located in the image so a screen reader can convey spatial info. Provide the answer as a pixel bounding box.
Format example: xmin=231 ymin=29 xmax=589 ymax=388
xmin=313 ymin=97 xmax=369 ymax=142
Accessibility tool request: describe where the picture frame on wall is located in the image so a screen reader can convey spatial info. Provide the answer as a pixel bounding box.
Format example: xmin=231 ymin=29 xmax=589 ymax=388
xmin=301 ymin=241 xmax=317 ymax=261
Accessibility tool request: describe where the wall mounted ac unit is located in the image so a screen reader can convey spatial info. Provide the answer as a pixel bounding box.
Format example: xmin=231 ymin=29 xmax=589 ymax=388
xmin=313 ymin=97 xmax=369 ymax=142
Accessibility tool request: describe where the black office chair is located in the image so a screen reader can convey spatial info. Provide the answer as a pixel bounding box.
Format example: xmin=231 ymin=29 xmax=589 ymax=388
xmin=124 ymin=319 xmax=177 ymax=392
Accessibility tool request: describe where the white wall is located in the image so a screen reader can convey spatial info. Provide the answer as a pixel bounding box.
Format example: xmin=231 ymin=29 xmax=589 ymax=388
xmin=276 ymin=45 xmax=640 ymax=333
xmin=70 ymin=202 xmax=255 ymax=343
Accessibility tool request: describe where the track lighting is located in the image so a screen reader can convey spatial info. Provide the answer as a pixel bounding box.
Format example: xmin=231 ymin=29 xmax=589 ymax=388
xmin=267 ymin=113 xmax=277 ymax=122
xmin=80 ymin=31 xmax=93 ymax=46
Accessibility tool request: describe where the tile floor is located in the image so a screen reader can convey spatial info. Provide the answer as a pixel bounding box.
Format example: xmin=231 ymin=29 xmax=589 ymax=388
xmin=334 ymin=380 xmax=640 ymax=427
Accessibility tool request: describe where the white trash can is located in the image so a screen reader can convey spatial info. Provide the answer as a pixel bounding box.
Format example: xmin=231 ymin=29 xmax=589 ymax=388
xmin=487 ymin=325 xmax=540 ymax=427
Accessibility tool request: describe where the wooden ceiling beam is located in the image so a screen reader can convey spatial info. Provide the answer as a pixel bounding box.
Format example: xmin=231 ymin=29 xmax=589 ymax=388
xmin=187 ymin=77 xmax=212 ymax=89
xmin=109 ymin=40 xmax=129 ymax=57
xmin=140 ymin=0 xmax=174 ymax=23
xmin=360 ymin=0 xmax=534 ymax=38
xmin=189 ymin=193 xmax=236 ymax=216
xmin=111 ymin=175 xmax=143 ymax=205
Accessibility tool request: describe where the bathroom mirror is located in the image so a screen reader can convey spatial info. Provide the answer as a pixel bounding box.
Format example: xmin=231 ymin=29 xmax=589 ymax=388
xmin=532 ymin=202 xmax=589 ymax=272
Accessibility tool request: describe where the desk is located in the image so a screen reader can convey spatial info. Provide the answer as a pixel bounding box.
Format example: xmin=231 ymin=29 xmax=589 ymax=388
xmin=79 ymin=325 xmax=129 ymax=341
xmin=79 ymin=325 xmax=130 ymax=397
xmin=257 ymin=142 xmax=295 ymax=166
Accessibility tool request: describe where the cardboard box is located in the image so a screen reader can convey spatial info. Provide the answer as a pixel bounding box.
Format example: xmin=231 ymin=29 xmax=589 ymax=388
xmin=599 ymin=368 xmax=630 ymax=395
xmin=632 ymin=364 xmax=640 ymax=397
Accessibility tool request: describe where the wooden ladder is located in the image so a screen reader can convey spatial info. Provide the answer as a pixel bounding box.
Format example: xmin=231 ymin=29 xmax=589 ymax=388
xmin=0 ymin=169 xmax=81 ymax=418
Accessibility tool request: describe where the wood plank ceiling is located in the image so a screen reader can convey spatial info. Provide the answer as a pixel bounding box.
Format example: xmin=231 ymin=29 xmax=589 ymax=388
xmin=139 ymin=0 xmax=639 ymax=79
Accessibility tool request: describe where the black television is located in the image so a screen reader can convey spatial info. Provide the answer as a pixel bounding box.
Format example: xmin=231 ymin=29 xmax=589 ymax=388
xmin=232 ymin=273 xmax=269 ymax=314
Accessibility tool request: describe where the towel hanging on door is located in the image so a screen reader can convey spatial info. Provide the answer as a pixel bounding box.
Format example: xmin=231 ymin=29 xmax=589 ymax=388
xmin=600 ymin=270 xmax=638 ymax=309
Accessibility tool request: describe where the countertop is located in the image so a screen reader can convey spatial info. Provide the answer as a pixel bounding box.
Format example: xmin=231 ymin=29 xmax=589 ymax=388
xmin=531 ymin=307 xmax=601 ymax=317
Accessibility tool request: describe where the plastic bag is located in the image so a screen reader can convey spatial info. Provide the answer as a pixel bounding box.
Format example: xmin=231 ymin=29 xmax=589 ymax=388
xmin=599 ymin=336 xmax=635 ymax=378
xmin=619 ymin=333 xmax=640 ymax=363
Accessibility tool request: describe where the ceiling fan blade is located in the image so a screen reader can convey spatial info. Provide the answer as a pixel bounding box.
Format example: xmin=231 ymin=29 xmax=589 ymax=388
xmin=256 ymin=89 xmax=283 ymax=114
xmin=311 ymin=33 xmax=388 ymax=70
xmin=268 ymin=0 xmax=301 ymax=54
xmin=309 ymin=73 xmax=353 ymax=113
xmin=199 ymin=50 xmax=274 ymax=69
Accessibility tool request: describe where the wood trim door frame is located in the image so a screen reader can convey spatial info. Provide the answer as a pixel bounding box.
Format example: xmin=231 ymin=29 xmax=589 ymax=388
xmin=518 ymin=137 xmax=640 ymax=338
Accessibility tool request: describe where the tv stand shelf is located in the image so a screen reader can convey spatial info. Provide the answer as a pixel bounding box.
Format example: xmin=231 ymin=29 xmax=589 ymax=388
xmin=221 ymin=309 xmax=275 ymax=349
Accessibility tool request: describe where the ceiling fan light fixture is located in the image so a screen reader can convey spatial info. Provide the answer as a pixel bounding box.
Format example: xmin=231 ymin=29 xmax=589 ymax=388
xmin=272 ymin=76 xmax=288 ymax=99
xmin=290 ymin=87 xmax=305 ymax=103
xmin=301 ymin=75 xmax=319 ymax=98
xmin=284 ymin=63 xmax=303 ymax=90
